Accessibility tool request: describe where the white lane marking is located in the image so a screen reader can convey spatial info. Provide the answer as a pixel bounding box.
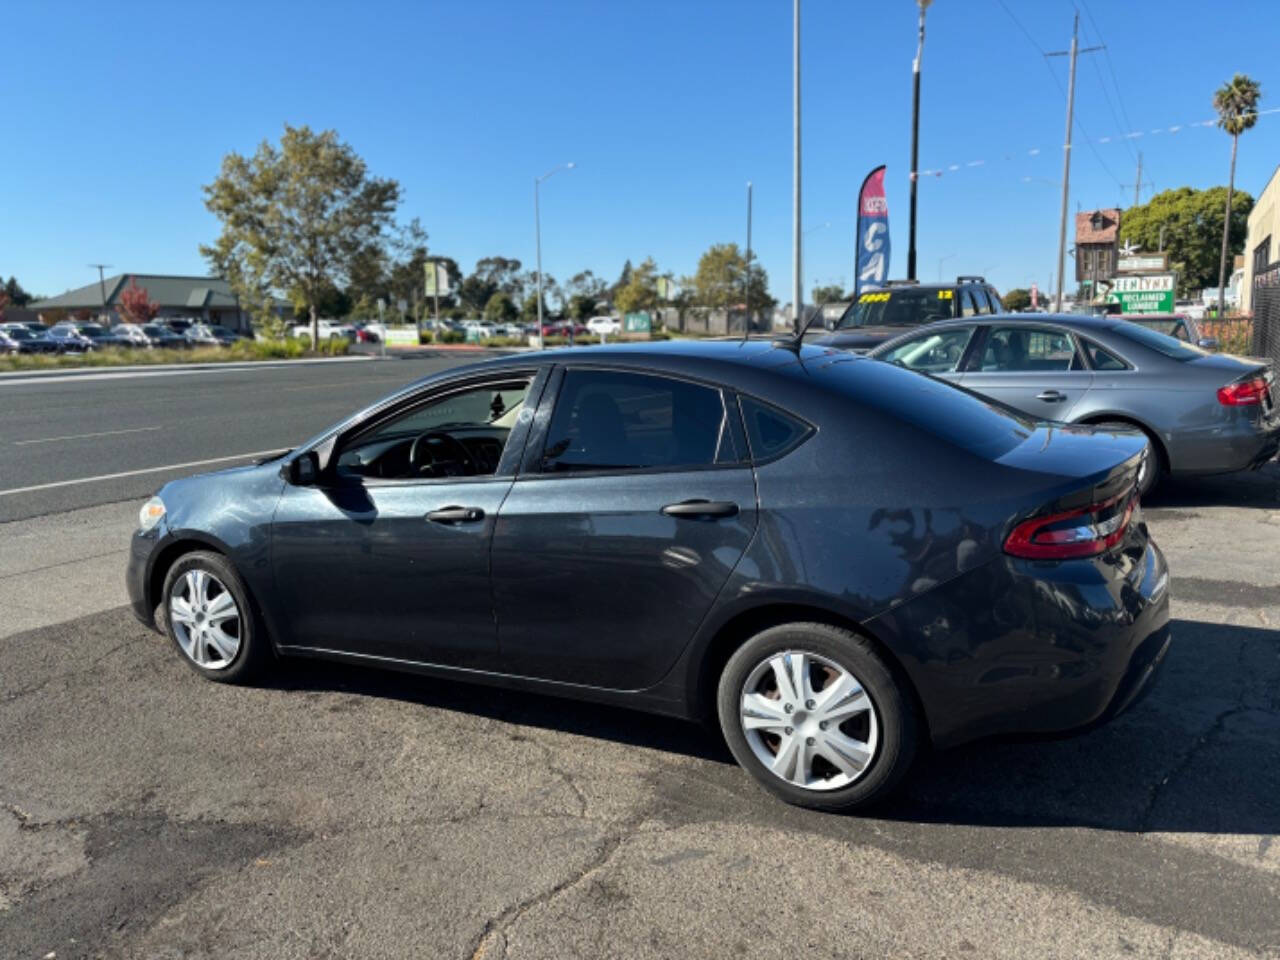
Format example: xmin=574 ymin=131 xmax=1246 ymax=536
xmin=0 ymin=450 xmax=284 ymax=497
xmin=14 ymin=426 xmax=163 ymax=446
xmin=0 ymin=355 xmax=374 ymax=387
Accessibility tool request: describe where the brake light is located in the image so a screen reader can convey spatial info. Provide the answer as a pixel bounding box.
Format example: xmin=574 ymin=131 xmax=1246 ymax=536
xmin=1217 ymin=377 xmax=1268 ymax=406
xmin=1004 ymin=493 xmax=1136 ymax=560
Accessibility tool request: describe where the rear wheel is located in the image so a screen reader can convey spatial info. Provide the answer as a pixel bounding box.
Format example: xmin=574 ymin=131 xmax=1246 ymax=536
xmin=161 ymin=550 xmax=271 ymax=683
xmin=1095 ymin=421 xmax=1164 ymax=496
xmin=717 ymin=623 xmax=918 ymax=812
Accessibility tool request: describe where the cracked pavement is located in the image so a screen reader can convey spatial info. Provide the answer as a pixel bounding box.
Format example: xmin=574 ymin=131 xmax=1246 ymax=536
xmin=1 ymin=464 xmax=1277 ymax=958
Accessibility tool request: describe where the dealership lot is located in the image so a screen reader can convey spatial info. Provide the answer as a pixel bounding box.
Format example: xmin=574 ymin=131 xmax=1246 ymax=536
xmin=1 ymin=359 xmax=1278 ymax=958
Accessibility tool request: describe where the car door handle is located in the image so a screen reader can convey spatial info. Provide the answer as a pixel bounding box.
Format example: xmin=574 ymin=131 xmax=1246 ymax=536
xmin=1035 ymin=390 xmax=1067 ymax=402
xmin=425 ymin=506 xmax=485 ymax=524
xmin=660 ymin=499 xmax=740 ymax=519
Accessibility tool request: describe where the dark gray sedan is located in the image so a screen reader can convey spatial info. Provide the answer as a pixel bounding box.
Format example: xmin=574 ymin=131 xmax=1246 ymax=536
xmin=867 ymin=313 xmax=1278 ymax=493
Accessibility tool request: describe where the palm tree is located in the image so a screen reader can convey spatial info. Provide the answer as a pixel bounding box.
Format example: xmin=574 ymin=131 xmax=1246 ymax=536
xmin=1213 ymin=73 xmax=1262 ymax=315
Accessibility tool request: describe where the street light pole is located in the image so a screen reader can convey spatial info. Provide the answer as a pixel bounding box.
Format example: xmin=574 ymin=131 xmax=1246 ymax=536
xmin=89 ymin=263 xmax=112 ymax=323
xmin=792 ymin=0 xmax=803 ymax=334
xmin=907 ymin=0 xmax=931 ymax=282
xmin=744 ymin=181 xmax=753 ymax=338
xmin=534 ymin=162 xmax=575 ymax=350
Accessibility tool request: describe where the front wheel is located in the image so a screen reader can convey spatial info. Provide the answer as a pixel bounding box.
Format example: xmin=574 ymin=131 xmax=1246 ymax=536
xmin=717 ymin=623 xmax=918 ymax=812
xmin=160 ymin=550 xmax=272 ymax=684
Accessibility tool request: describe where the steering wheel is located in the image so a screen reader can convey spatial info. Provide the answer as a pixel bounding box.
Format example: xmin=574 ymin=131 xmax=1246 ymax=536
xmin=408 ymin=431 xmax=477 ymax=478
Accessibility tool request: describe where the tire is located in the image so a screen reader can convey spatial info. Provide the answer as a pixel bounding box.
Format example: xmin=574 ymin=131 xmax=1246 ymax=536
xmin=1096 ymin=421 xmax=1164 ymax=496
xmin=160 ymin=550 xmax=272 ymax=684
xmin=716 ymin=622 xmax=918 ymax=813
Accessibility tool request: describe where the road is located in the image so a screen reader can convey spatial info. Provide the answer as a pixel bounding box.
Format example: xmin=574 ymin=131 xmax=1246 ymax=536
xmin=0 ymin=355 xmax=474 ymax=521
xmin=1 ymin=357 xmax=1278 ymax=958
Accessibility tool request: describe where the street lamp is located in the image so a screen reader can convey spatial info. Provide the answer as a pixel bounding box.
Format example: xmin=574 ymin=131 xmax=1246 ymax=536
xmin=907 ymin=0 xmax=933 ymax=281
xmin=535 ymin=162 xmax=575 ymax=350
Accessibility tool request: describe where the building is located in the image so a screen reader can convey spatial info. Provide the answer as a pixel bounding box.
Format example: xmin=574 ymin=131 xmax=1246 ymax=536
xmin=29 ymin=274 xmax=287 ymax=332
xmin=1241 ymin=164 xmax=1280 ymax=314
xmin=1075 ymin=208 xmax=1121 ymax=294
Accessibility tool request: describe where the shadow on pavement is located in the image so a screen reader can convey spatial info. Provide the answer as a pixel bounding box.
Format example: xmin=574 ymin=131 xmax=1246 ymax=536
xmin=1144 ymin=459 xmax=1279 ymax=509
xmin=276 ymin=615 xmax=1278 ymax=835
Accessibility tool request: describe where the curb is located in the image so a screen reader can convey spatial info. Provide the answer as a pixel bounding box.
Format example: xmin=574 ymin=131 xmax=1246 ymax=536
xmin=0 ymin=354 xmax=375 ymax=382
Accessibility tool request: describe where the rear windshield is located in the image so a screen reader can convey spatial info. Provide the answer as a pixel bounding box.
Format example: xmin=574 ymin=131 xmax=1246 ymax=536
xmin=836 ymin=288 xmax=954 ymax=329
xmin=1110 ymin=321 xmax=1207 ymax=361
xmin=821 ymin=357 xmax=1037 ymax=460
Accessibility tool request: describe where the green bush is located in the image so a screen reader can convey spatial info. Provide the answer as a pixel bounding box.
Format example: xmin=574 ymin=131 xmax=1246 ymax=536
xmin=0 ymin=335 xmax=346 ymax=372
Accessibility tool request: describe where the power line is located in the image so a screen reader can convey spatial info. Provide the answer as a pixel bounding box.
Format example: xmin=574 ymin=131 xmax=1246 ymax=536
xmin=1077 ymin=8 xmax=1138 ymax=168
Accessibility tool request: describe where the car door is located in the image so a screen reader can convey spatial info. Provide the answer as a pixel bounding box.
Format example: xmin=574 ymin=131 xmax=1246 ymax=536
xmin=959 ymin=324 xmax=1094 ymax=420
xmin=490 ymin=365 xmax=758 ymax=689
xmin=270 ymin=369 xmax=546 ymax=669
xmin=874 ymin=325 xmax=978 ymax=385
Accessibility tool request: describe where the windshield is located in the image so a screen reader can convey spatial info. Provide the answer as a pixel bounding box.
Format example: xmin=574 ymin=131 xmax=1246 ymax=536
xmin=7 ymin=328 xmax=33 ymax=339
xmin=836 ymin=289 xmax=954 ymax=329
xmin=80 ymin=325 xmax=107 ymax=336
xmin=1111 ymin=320 xmax=1208 ymax=361
xmin=142 ymin=325 xmax=166 ymax=335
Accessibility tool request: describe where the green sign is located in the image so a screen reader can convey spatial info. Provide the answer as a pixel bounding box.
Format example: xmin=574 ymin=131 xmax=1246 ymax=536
xmin=624 ymin=312 xmax=651 ymax=333
xmin=1106 ymin=274 xmax=1175 ymax=314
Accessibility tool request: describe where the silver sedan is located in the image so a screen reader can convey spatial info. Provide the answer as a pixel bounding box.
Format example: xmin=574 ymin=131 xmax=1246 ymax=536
xmin=866 ymin=313 xmax=1279 ymax=494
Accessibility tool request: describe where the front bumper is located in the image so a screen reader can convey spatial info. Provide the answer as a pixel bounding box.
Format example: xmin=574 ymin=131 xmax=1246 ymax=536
xmin=125 ymin=528 xmax=163 ymax=630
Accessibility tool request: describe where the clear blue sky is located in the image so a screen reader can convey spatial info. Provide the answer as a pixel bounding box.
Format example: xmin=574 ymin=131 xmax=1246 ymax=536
xmin=5 ymin=0 xmax=1278 ymax=303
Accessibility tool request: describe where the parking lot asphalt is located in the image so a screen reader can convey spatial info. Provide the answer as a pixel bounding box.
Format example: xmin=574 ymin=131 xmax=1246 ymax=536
xmin=0 ymin=354 xmax=479 ymax=522
xmin=1 ymin=441 xmax=1278 ymax=956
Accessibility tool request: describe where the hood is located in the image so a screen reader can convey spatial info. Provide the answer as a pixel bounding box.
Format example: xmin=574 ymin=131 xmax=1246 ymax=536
xmin=812 ymin=326 xmax=907 ymax=351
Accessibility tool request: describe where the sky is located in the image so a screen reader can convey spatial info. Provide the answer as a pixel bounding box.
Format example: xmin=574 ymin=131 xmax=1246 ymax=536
xmin=5 ymin=0 xmax=1280 ymax=305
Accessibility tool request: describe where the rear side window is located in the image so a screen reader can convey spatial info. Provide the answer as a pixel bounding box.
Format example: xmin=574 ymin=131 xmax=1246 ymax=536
xmin=877 ymin=326 xmax=975 ymax=373
xmin=1083 ymin=340 xmax=1130 ymax=371
xmin=960 ymin=289 xmax=979 ymax=317
xmin=542 ymin=369 xmax=735 ymax=472
xmin=738 ymin=397 xmax=813 ymax=462
xmin=987 ymin=287 xmax=1004 ymax=311
xmin=978 ymin=327 xmax=1080 ymax=372
xmin=970 ymin=287 xmax=993 ymax=314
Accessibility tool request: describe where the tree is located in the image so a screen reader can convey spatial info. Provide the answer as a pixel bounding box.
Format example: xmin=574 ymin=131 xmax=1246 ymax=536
xmin=811 ymin=284 xmax=846 ymax=305
xmin=1002 ymin=287 xmax=1032 ymax=312
xmin=686 ymin=243 xmax=774 ymax=317
xmin=613 ymin=257 xmax=660 ymax=314
xmin=201 ymin=124 xmax=400 ymax=345
xmin=458 ymin=274 xmax=497 ymax=317
xmin=613 ymin=259 xmax=634 ymax=297
xmin=4 ymin=277 xmax=33 ymax=307
xmin=521 ymin=290 xmax=546 ymax=323
xmin=483 ymin=291 xmax=518 ymax=325
xmin=117 ymin=278 xmax=160 ymax=324
xmin=1121 ymin=187 xmax=1253 ymax=296
xmin=1213 ymin=73 xmax=1262 ymax=312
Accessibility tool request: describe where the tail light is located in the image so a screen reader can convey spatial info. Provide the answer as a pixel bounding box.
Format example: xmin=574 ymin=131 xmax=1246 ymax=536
xmin=1004 ymin=492 xmax=1137 ymax=560
xmin=1217 ymin=377 xmax=1268 ymax=406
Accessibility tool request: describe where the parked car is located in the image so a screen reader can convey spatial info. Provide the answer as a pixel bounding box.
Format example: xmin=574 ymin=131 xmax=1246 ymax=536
xmin=2 ymin=322 xmax=60 ymax=352
xmin=116 ymin=322 xmax=190 ymax=349
xmin=586 ymin=315 xmax=622 ymax=336
xmin=186 ymin=323 xmax=240 ymax=347
xmin=0 ymin=324 xmax=58 ymax=354
xmin=867 ymin=313 xmax=1278 ymax=494
xmin=814 ymin=277 xmax=1005 ymax=352
xmin=47 ymin=322 xmax=129 ymax=351
xmin=127 ymin=340 xmax=1169 ymax=813
xmin=540 ymin=321 xmax=589 ymax=338
xmin=1175 ymin=299 xmax=1208 ymax=321
xmin=350 ymin=322 xmax=383 ymax=344
xmin=45 ymin=324 xmax=94 ymax=352
xmin=162 ymin=319 xmax=196 ymax=337
xmin=1118 ymin=313 xmax=1218 ymax=350
xmin=289 ymin=320 xmax=356 ymax=342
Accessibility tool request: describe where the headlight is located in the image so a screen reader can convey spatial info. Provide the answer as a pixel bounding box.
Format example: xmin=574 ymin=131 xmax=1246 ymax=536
xmin=138 ymin=496 xmax=166 ymax=532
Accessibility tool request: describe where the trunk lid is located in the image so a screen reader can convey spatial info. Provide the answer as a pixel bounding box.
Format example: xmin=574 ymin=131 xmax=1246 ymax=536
xmin=994 ymin=422 xmax=1147 ymax=513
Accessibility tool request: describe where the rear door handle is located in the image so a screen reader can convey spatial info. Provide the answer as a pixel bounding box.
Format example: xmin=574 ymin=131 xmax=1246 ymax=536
xmin=425 ymin=506 xmax=485 ymax=524
xmin=660 ymin=499 xmax=740 ymax=519
xmin=1036 ymin=390 xmax=1066 ymax=402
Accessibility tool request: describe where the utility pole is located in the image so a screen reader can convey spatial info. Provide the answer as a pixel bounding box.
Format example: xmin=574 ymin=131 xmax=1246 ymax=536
xmin=792 ymin=0 xmax=803 ymax=333
xmin=1133 ymin=152 xmax=1142 ymax=208
xmin=89 ymin=264 xmax=112 ymax=323
xmin=534 ymin=162 xmax=575 ymax=350
xmin=744 ymin=181 xmax=753 ymax=338
xmin=907 ymin=0 xmax=931 ymax=281
xmin=1046 ymin=15 xmax=1102 ymax=312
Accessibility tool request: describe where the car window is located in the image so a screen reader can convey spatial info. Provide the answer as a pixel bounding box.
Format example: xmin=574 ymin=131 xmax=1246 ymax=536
xmin=1083 ymin=340 xmax=1129 ymax=370
xmin=541 ymin=369 xmax=734 ymax=473
xmin=987 ymin=287 xmax=1004 ymax=312
xmin=142 ymin=325 xmax=166 ymax=335
xmin=337 ymin=379 xmax=531 ymax=480
xmin=877 ymin=326 xmax=975 ymax=373
xmin=835 ymin=288 xmax=955 ymax=328
xmin=978 ymin=327 xmax=1079 ymax=372
xmin=970 ymin=287 xmax=992 ymax=314
xmin=738 ymin=396 xmax=812 ymax=462
xmin=1110 ymin=321 xmax=1208 ymax=361
xmin=960 ymin=289 xmax=979 ymax=318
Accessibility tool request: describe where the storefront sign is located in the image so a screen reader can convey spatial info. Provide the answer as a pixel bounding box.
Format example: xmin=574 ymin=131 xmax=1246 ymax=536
xmin=1106 ymin=274 xmax=1175 ymax=313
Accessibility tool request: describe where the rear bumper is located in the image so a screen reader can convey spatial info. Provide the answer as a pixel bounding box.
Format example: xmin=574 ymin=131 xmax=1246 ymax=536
xmin=1170 ymin=415 xmax=1280 ymax=475
xmin=870 ymin=529 xmax=1171 ymax=749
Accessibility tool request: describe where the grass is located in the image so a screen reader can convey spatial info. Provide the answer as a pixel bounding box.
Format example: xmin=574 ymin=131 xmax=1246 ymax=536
xmin=0 ymin=337 xmax=349 ymax=372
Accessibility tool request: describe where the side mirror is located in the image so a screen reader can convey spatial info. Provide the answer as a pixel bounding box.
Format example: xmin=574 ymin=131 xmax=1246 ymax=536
xmin=283 ymin=451 xmax=320 ymax=486
xmin=1196 ymin=337 xmax=1219 ymax=351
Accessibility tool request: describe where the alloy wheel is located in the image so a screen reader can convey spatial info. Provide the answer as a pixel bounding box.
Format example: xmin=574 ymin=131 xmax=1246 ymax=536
xmin=739 ymin=650 xmax=880 ymax=791
xmin=169 ymin=569 xmax=242 ymax=670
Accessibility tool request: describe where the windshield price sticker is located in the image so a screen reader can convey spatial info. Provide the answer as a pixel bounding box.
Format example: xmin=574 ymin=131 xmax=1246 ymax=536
xmin=937 ymin=290 xmax=953 ymax=299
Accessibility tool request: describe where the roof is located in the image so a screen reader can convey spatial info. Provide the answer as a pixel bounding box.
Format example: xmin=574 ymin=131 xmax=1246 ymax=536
xmin=1075 ymin=209 xmax=1121 ymax=245
xmin=30 ymin=274 xmax=243 ymax=311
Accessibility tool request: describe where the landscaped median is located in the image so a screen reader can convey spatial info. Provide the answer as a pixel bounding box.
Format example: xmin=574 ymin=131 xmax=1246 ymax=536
xmin=0 ymin=337 xmax=349 ymax=372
